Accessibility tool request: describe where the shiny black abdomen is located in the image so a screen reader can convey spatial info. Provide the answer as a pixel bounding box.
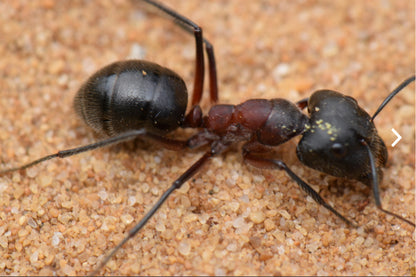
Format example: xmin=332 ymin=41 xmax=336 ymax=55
xmin=74 ymin=60 xmax=188 ymax=136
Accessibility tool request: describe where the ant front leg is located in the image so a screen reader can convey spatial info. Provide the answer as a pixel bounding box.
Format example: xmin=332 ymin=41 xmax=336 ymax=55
xmin=242 ymin=141 xmax=356 ymax=227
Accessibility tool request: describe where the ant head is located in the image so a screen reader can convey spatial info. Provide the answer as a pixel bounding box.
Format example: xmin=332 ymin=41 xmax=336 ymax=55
xmin=296 ymin=76 xmax=416 ymax=227
xmin=296 ymin=90 xmax=387 ymax=185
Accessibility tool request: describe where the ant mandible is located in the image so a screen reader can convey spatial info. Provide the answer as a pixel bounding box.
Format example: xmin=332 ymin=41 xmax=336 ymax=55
xmin=0 ymin=0 xmax=414 ymax=275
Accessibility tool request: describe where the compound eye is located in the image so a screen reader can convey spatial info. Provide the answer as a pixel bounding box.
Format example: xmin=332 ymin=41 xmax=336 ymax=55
xmin=330 ymin=143 xmax=347 ymax=158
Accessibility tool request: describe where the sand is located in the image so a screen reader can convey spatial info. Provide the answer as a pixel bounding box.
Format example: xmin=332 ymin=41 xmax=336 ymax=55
xmin=0 ymin=0 xmax=414 ymax=275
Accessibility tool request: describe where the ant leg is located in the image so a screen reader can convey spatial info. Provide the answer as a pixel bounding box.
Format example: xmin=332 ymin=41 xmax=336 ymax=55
xmin=0 ymin=129 xmax=198 ymax=175
xmin=242 ymin=146 xmax=355 ymax=227
xmin=168 ymin=26 xmax=218 ymax=104
xmin=361 ymin=139 xmax=415 ymax=227
xmin=204 ymin=39 xmax=218 ymax=103
xmin=146 ymin=128 xmax=218 ymax=151
xmin=0 ymin=130 xmax=149 ymax=175
xmin=174 ymin=25 xmax=218 ymax=104
xmin=90 ymin=143 xmax=227 ymax=275
xmin=142 ymin=0 xmax=218 ymax=106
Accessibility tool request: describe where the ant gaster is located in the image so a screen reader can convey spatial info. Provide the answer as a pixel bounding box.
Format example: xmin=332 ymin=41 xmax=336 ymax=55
xmin=1 ymin=0 xmax=414 ymax=274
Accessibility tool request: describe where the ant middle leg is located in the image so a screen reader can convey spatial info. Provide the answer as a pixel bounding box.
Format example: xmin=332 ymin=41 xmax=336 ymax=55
xmin=90 ymin=141 xmax=228 ymax=275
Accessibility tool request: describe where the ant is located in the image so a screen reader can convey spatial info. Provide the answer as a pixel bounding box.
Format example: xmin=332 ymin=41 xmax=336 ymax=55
xmin=1 ymin=0 xmax=414 ymax=275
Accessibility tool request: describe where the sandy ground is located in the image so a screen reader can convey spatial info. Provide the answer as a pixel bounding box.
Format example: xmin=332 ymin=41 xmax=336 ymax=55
xmin=0 ymin=0 xmax=414 ymax=275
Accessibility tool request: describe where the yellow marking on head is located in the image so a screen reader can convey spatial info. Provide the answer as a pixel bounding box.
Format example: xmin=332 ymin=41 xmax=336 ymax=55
xmin=313 ymin=119 xmax=339 ymax=140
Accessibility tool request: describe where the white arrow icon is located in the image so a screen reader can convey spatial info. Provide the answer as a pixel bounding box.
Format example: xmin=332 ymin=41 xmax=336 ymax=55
xmin=391 ymin=128 xmax=402 ymax=147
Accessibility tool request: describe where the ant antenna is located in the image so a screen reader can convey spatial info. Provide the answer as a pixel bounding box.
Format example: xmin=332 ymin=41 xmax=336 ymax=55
xmin=364 ymin=75 xmax=415 ymax=227
xmin=361 ymin=139 xmax=415 ymax=227
xmin=371 ymin=75 xmax=415 ymax=121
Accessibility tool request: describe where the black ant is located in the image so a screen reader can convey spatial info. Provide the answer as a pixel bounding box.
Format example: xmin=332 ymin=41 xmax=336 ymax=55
xmin=1 ymin=0 xmax=414 ymax=275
